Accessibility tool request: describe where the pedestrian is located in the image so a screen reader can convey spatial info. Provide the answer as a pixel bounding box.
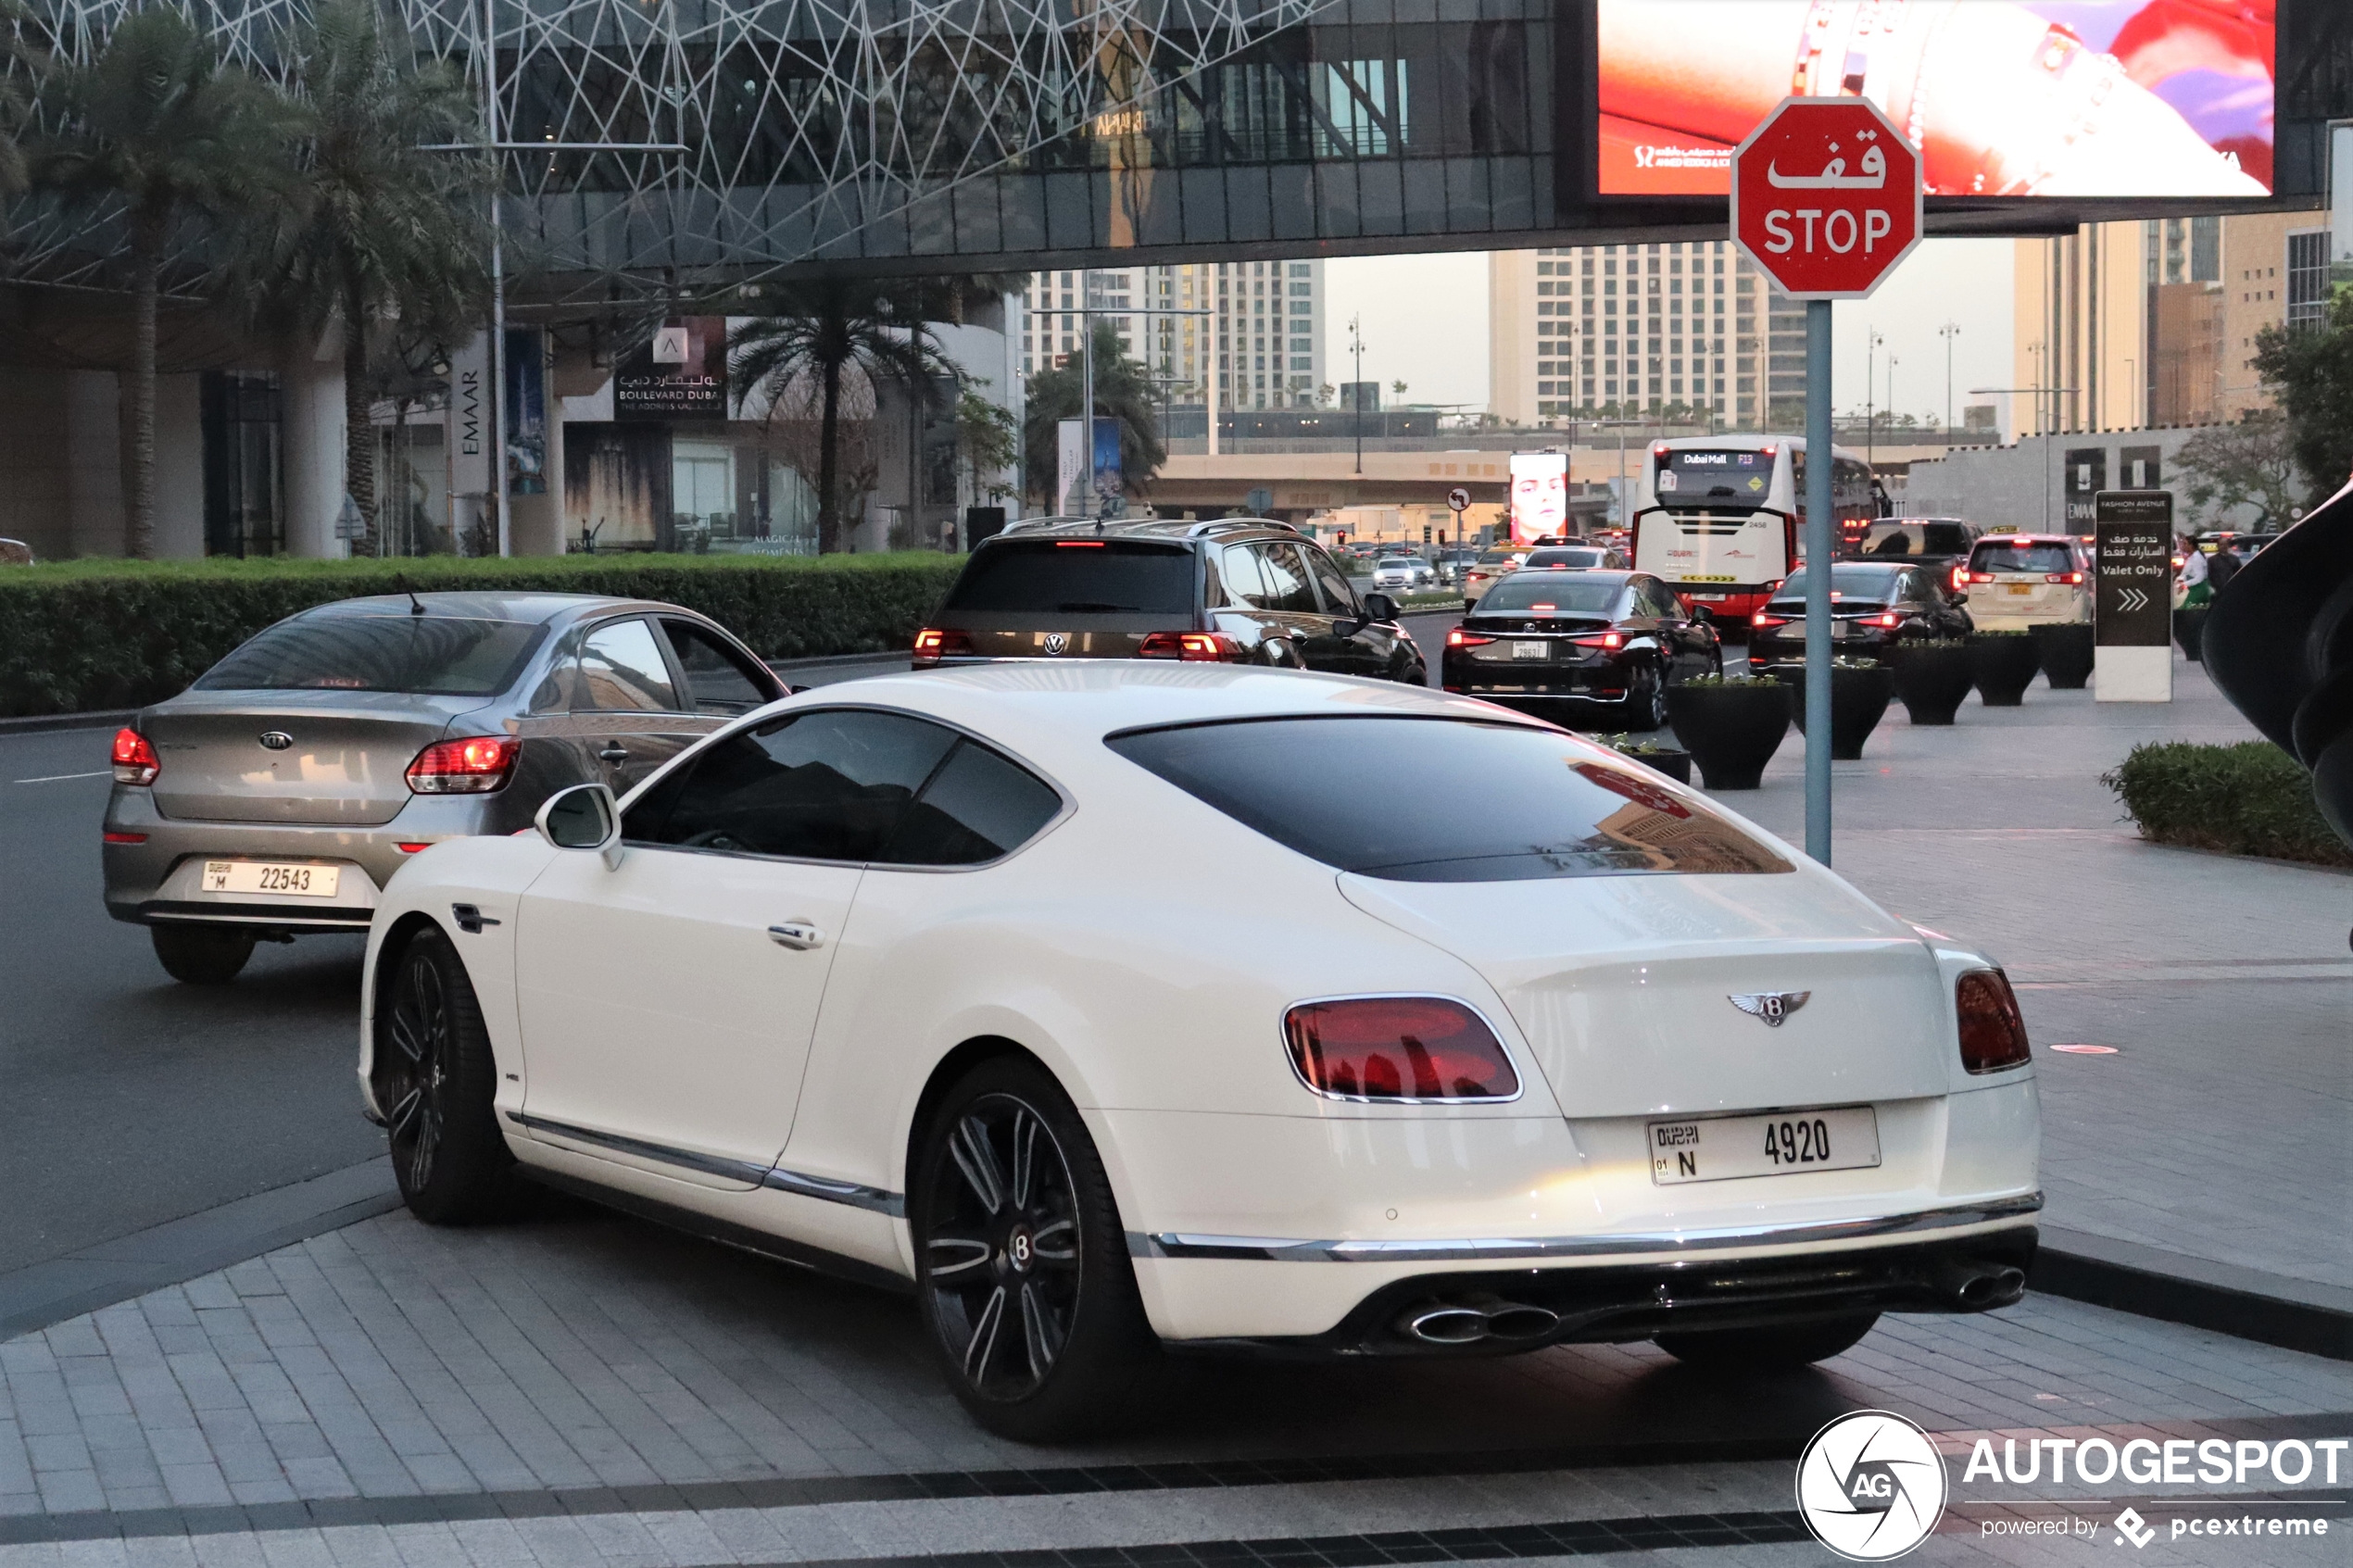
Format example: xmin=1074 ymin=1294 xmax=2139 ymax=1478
xmin=2207 ymin=540 xmax=2241 ymax=595
xmin=2178 ymin=536 xmax=2209 ymax=608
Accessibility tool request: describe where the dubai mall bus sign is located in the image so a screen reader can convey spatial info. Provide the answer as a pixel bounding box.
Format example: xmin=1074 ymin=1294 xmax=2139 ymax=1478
xmin=1731 ymin=97 xmax=1922 ymax=300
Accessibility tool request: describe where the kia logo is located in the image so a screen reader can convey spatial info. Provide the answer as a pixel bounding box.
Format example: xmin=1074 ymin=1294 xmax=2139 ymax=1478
xmin=258 ymin=731 xmax=295 ymax=751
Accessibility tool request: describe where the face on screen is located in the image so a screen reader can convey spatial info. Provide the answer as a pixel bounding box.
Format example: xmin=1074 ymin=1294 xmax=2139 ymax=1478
xmin=1595 ymin=1 xmax=2272 ymax=198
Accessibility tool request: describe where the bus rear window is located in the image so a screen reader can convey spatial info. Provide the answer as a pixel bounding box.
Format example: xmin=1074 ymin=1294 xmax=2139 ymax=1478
xmin=1655 ymin=449 xmax=1773 ymax=506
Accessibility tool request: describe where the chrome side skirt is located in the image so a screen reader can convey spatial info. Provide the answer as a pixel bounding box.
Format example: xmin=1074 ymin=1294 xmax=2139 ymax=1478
xmin=504 ymin=1111 xmax=905 ymax=1217
xmin=1134 ymin=1194 xmax=2043 ymax=1263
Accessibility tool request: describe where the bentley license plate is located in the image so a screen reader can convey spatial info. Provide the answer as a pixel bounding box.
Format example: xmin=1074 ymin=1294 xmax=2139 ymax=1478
xmin=1647 ymin=1107 xmax=1881 ymax=1185
xmin=202 ymin=860 xmax=340 ymax=898
xmin=1511 ymin=641 xmax=1548 ymax=659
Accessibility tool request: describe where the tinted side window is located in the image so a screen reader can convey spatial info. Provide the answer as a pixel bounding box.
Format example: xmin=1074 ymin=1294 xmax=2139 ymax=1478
xmin=663 ymin=619 xmax=772 ymax=715
xmin=1304 ymin=546 xmax=1358 ymax=614
xmin=625 ymin=709 xmax=958 ymax=859
xmin=877 ymin=741 xmax=1063 ymax=866
xmin=1922 ymin=524 xmax=1972 ymax=556
xmin=575 ymin=620 xmax=680 ymax=712
xmin=1219 ymin=544 xmax=1268 ymax=607
xmin=1254 ymin=543 xmax=1320 ymax=614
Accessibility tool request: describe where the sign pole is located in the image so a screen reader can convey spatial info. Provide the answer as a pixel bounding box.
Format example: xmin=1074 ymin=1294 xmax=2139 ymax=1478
xmin=1804 ymin=300 xmax=1834 ymax=864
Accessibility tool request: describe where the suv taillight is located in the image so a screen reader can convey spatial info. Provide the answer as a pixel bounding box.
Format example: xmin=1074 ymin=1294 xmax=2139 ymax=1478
xmin=111 ymin=727 xmax=160 ymax=785
xmin=406 ymin=736 xmax=519 ymax=795
xmin=1137 ymin=631 xmax=1241 ymax=661
xmin=912 ymin=628 xmax=973 ymax=663
xmin=1283 ymin=997 xmax=1519 ymax=1102
xmin=2045 ymin=571 xmax=2083 ymax=584
xmin=1956 ymin=970 xmax=2031 ymax=1073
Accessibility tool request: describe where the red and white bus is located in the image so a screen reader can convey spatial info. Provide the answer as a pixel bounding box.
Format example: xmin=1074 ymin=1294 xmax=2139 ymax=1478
xmin=1629 ymin=436 xmax=1881 ymax=625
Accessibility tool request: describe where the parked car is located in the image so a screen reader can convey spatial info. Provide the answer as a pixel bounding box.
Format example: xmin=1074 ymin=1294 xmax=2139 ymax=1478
xmin=363 ymin=663 xmax=2039 ymax=1439
xmin=1748 ymin=563 xmax=1975 ymax=665
xmin=1371 ymin=554 xmax=1435 ymax=591
xmin=1461 ymin=546 xmax=1532 ymax=608
xmin=103 ymin=593 xmax=785 ymax=985
xmin=0 ymin=537 xmax=32 ymax=565
xmin=912 ymin=517 xmax=1425 ymax=684
xmin=1957 ymin=534 xmax=2092 ymax=631
xmin=1854 ymin=519 xmax=1982 ymax=595
xmin=1441 ymin=569 xmax=1723 ymax=728
xmin=1523 ymin=545 xmax=1628 ymax=571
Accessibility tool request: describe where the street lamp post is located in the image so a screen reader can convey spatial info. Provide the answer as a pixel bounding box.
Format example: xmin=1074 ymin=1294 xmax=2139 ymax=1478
xmin=1938 ymin=321 xmax=1959 ymax=444
xmin=1972 ymin=383 xmax=2080 ymax=529
xmin=1350 ymin=315 xmax=1365 ymax=475
xmin=1865 ymin=327 xmax=1884 ymax=468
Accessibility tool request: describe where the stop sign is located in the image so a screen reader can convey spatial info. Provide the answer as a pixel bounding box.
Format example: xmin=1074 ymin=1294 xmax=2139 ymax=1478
xmin=1731 ymin=97 xmax=1921 ymax=299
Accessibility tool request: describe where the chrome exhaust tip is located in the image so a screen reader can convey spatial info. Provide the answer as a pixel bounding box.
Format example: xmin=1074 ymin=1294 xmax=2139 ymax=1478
xmin=1397 ymin=1298 xmax=1561 ymax=1346
xmin=1480 ymin=1304 xmax=1561 ymax=1341
xmin=1402 ymin=1305 xmax=1493 ymax=1344
xmin=1955 ymin=1266 xmax=2027 ymax=1308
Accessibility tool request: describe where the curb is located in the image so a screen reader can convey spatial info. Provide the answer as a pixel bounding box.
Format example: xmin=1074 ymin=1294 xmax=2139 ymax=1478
xmin=0 ymin=708 xmax=137 ymax=735
xmin=2031 ymin=1224 xmax=2353 ymax=1362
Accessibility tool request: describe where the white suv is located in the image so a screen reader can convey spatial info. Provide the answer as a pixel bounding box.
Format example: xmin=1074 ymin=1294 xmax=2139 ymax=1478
xmin=1372 ymin=555 xmax=1434 ymax=591
xmin=1958 ymin=533 xmax=2090 ymax=631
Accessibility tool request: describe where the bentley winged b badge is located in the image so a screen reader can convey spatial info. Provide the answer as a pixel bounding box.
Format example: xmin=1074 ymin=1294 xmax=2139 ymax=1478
xmin=1728 ymin=991 xmax=1810 ymax=1027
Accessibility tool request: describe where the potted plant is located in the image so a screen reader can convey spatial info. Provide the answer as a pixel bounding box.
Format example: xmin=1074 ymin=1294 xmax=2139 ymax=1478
xmin=1969 ymin=630 xmax=2041 ymax=707
xmin=2174 ymin=605 xmax=2209 ymax=663
xmin=1667 ymin=672 xmax=1789 ymax=791
xmin=2032 ymin=621 xmax=2095 ymax=688
xmin=1767 ymin=659 xmax=1895 ymax=760
xmin=1890 ymin=639 xmax=1974 ymax=724
xmin=1591 ymin=732 xmax=1692 ymax=785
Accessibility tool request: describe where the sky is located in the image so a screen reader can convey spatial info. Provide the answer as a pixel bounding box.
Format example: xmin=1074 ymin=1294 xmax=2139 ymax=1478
xmin=1324 ymin=237 xmax=2020 ymax=428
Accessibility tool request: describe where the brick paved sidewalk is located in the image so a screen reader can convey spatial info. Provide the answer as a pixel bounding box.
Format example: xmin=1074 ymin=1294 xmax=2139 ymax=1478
xmin=1727 ymin=659 xmax=2353 ymax=1296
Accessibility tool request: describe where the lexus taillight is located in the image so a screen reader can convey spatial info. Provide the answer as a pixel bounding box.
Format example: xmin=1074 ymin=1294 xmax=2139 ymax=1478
xmin=1137 ymin=631 xmax=1241 ymax=661
xmin=111 ymin=727 xmax=159 ymax=785
xmin=1956 ymin=970 xmax=2032 ymax=1074
xmin=406 ymin=736 xmax=519 ymax=795
xmin=1447 ymin=629 xmax=1494 ymax=647
xmin=912 ymin=627 xmax=972 ymax=661
xmin=1869 ymin=611 xmax=1902 ymax=628
xmin=1573 ymin=631 xmax=1626 ymax=650
xmin=1752 ymin=613 xmax=1788 ymax=628
xmin=1283 ymin=997 xmax=1518 ymax=1102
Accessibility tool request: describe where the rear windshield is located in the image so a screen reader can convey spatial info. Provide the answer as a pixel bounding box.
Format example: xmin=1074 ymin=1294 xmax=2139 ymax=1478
xmin=1655 ymin=448 xmax=1774 ymax=506
xmin=1863 ymin=522 xmax=1974 ymax=557
xmin=1477 ymin=577 xmax=1624 ymax=615
xmin=1477 ymin=550 xmax=1526 ymax=565
xmin=195 ymin=615 xmax=547 ymax=696
xmin=1525 ymin=548 xmax=1603 ymax=570
xmin=1969 ymin=540 xmax=2075 ymax=575
xmin=942 ymin=540 xmax=1194 ymax=615
xmin=1108 ymin=718 xmax=1793 ymax=882
xmin=1772 ymin=565 xmax=1903 ymax=602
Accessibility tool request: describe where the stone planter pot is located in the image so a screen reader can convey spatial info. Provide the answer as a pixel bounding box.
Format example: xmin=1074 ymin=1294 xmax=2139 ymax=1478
xmin=1618 ymin=747 xmax=1692 ymax=785
xmin=1769 ymin=662 xmax=1895 ymax=760
xmin=2032 ymin=621 xmax=2096 ymax=689
xmin=1667 ymin=684 xmax=1790 ymax=791
xmin=2175 ymin=606 xmax=2209 ymax=663
xmin=1970 ymin=633 xmax=2041 ymax=707
xmin=1891 ymin=642 xmax=1975 ymax=725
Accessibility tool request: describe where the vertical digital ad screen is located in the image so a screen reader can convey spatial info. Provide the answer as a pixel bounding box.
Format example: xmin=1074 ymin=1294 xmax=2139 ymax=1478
xmin=1593 ymin=1 xmax=2275 ymax=198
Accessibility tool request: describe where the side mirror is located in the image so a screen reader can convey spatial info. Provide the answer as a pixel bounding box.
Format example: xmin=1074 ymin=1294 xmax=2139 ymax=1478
xmin=1691 ymin=606 xmax=1714 ymax=623
xmin=1362 ymin=591 xmax=1400 ymax=623
xmin=536 ymin=782 xmax=624 ymax=871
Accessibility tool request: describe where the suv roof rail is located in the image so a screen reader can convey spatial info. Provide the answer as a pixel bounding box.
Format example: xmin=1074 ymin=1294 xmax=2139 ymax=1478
xmin=1184 ymin=515 xmax=1302 ymax=537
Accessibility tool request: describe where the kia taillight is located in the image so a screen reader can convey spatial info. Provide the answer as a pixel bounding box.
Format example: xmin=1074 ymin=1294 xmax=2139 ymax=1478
xmin=1752 ymin=613 xmax=1788 ymax=628
xmin=406 ymin=736 xmax=520 ymax=795
xmin=1447 ymin=629 xmax=1494 ymax=648
xmin=111 ymin=728 xmax=160 ymax=785
xmin=1284 ymin=997 xmax=1519 ymax=1102
xmin=912 ymin=627 xmax=973 ymax=661
xmin=1137 ymin=631 xmax=1240 ymax=661
xmin=1956 ymin=970 xmax=2032 ymax=1073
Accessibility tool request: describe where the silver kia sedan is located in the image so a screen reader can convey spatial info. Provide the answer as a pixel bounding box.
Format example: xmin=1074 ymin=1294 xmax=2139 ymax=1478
xmin=104 ymin=592 xmax=784 ymax=983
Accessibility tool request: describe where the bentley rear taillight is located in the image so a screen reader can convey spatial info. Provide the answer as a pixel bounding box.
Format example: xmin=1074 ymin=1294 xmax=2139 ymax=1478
xmin=111 ymin=728 xmax=160 ymax=785
xmin=1956 ymin=970 xmax=2032 ymax=1073
xmin=406 ymin=736 xmax=519 ymax=795
xmin=1284 ymin=997 xmax=1519 ymax=1102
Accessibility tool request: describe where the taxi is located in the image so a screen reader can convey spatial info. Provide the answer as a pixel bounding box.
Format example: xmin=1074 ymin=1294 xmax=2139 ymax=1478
xmin=1461 ymin=546 xmax=1532 ymax=608
xmin=1957 ymin=533 xmax=2091 ymax=631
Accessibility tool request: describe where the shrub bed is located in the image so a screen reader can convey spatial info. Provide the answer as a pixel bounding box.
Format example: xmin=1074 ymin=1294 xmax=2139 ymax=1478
xmin=0 ymin=553 xmax=964 ymax=716
xmin=2101 ymin=740 xmax=2353 ymax=868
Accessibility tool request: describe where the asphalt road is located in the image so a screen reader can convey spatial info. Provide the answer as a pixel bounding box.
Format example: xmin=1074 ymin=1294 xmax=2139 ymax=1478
xmin=0 ymin=726 xmax=384 ymax=1277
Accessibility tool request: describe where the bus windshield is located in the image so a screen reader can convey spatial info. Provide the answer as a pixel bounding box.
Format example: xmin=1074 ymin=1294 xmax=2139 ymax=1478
xmin=1654 ymin=448 xmax=1776 ymax=507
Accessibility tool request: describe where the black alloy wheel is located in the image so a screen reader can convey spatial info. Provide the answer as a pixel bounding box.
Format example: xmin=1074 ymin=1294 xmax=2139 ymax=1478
xmin=372 ymin=927 xmax=511 ymax=1224
xmin=1630 ymin=664 xmax=1669 ymax=731
xmin=913 ymin=1058 xmax=1151 ymax=1439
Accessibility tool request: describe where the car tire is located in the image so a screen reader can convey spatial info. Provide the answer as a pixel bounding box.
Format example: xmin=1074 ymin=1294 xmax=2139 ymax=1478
xmin=150 ymin=924 xmax=256 ymax=985
xmin=1654 ymin=1311 xmax=1880 ymax=1370
xmin=911 ymin=1055 xmax=1153 ymax=1442
xmin=1629 ymin=665 xmax=1669 ymax=731
xmin=372 ymin=926 xmax=513 ymax=1225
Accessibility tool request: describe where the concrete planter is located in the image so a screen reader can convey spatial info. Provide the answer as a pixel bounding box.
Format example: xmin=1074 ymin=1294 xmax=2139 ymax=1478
xmin=1667 ymin=683 xmax=1789 ymax=791
xmin=1770 ymin=661 xmax=1895 ymax=760
xmin=1891 ymin=642 xmax=1975 ymax=724
xmin=1970 ymin=633 xmax=2042 ymax=707
xmin=2032 ymin=621 xmax=2096 ymax=689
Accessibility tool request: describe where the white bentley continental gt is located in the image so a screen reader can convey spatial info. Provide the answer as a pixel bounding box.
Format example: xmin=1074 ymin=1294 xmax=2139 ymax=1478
xmin=359 ymin=664 xmax=2040 ymax=1439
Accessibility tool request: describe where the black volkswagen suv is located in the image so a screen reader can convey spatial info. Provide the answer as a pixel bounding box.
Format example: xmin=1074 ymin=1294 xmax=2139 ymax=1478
xmin=913 ymin=518 xmax=1426 ymax=682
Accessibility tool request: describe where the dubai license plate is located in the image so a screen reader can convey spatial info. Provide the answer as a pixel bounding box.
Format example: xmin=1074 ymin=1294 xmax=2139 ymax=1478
xmin=1511 ymin=641 xmax=1549 ymax=659
xmin=2006 ymin=583 xmax=2035 ymax=596
xmin=202 ymin=860 xmax=340 ymax=899
xmin=1831 ymin=619 xmax=1852 ymax=639
xmin=1647 ymin=1106 xmax=1881 ymax=1185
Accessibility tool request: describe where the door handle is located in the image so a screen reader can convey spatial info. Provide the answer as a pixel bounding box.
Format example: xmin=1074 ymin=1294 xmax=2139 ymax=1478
xmin=768 ymin=921 xmax=824 ymax=950
xmin=598 ymin=743 xmax=630 ymax=764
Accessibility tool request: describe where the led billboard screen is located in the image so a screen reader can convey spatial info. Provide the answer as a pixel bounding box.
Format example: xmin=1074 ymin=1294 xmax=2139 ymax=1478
xmin=1596 ymin=1 xmax=2275 ymax=198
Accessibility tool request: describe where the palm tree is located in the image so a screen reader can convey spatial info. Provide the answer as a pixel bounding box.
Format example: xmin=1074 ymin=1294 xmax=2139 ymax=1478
xmin=35 ymin=8 xmax=284 ymax=558
xmin=1023 ymin=320 xmax=1166 ymax=510
xmin=245 ymin=0 xmax=493 ymax=547
xmin=728 ymin=279 xmax=962 ymax=554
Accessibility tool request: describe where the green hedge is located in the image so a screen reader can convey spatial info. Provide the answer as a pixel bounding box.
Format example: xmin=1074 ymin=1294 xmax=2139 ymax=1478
xmin=2101 ymin=740 xmax=2353 ymax=868
xmin=0 ymin=553 xmax=964 ymax=716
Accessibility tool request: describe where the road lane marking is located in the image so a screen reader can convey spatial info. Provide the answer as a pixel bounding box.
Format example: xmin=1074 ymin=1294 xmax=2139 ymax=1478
xmin=12 ymin=771 xmax=108 ymax=784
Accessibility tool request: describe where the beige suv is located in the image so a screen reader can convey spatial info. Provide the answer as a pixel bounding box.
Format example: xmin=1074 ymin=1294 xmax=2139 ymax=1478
xmin=1958 ymin=533 xmax=2090 ymax=631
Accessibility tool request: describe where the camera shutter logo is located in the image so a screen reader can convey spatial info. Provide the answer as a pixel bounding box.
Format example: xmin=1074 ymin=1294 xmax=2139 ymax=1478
xmin=1795 ymin=1410 xmax=1946 ymax=1561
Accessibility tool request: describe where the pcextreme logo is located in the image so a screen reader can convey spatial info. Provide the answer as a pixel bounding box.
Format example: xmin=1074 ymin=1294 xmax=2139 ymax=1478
xmin=1795 ymin=1411 xmax=1948 ymax=1561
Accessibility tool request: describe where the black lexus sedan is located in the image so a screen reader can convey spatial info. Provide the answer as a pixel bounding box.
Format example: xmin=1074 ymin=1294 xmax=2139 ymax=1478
xmin=1747 ymin=562 xmax=1974 ymax=666
xmin=1441 ymin=569 xmax=1722 ymax=729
